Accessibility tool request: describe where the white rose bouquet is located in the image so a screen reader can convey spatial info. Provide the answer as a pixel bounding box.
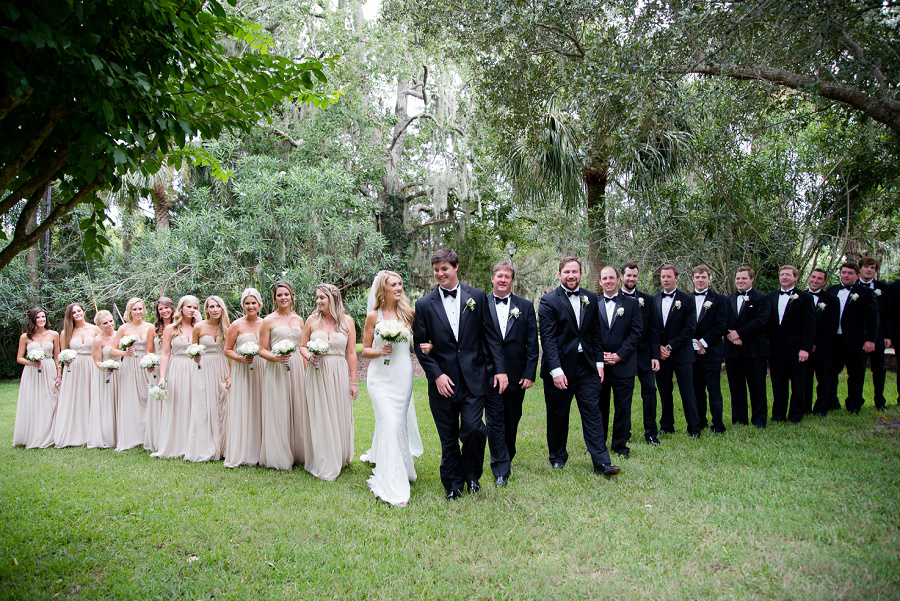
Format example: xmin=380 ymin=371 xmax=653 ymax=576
xmin=304 ymin=339 xmax=328 ymax=370
xmin=374 ymin=319 xmax=410 ymax=365
xmin=186 ymin=344 xmax=206 ymax=369
xmin=140 ymin=353 xmax=160 ymax=379
xmin=58 ymin=349 xmax=78 ymax=373
xmin=148 ymin=385 xmax=168 ymax=402
xmin=236 ymin=341 xmax=260 ymax=370
xmin=26 ymin=348 xmax=46 ymax=373
xmin=119 ymin=334 xmax=139 ymax=351
xmin=272 ymin=339 xmax=298 ymax=371
xmin=100 ymin=359 xmax=120 ymax=384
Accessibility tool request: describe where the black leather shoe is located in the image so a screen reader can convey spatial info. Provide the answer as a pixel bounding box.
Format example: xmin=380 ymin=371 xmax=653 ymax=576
xmin=494 ymin=476 xmax=508 ymax=487
xmin=467 ymin=479 xmax=480 ymax=493
xmin=688 ymin=431 xmax=701 ymax=438
xmin=658 ymin=428 xmax=674 ymax=436
xmin=594 ymin=464 xmax=620 ymax=477
xmin=613 ymin=449 xmax=630 ymax=459
xmin=645 ymin=435 xmax=660 ymax=446
xmin=711 ymin=427 xmax=726 ymax=435
xmin=446 ymin=490 xmax=462 ymax=501
xmin=551 ymin=461 xmax=565 ymax=469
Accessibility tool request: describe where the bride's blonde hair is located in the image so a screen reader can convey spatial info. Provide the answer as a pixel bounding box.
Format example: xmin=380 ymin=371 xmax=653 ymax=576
xmin=313 ymin=283 xmax=349 ymax=335
xmin=372 ymin=271 xmax=414 ymax=328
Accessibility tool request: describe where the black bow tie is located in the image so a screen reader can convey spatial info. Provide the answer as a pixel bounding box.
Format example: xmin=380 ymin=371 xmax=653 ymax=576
xmin=604 ymin=296 xmax=617 ymax=303
xmin=863 ymin=282 xmax=874 ymax=289
xmin=494 ymin=296 xmax=509 ymax=305
xmin=621 ymin=291 xmax=635 ymax=297
xmin=693 ymin=290 xmax=707 ymax=296
xmin=780 ymin=289 xmax=794 ymax=296
xmin=842 ymin=284 xmax=853 ymax=291
xmin=566 ymin=289 xmax=580 ymax=297
xmin=662 ymin=292 xmax=675 ymax=299
xmin=441 ymin=287 xmax=458 ymax=298
xmin=809 ymin=291 xmax=819 ymax=296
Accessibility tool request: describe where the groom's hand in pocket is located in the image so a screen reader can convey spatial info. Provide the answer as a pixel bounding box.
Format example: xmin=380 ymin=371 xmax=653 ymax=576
xmin=436 ymin=373 xmax=455 ymax=397
xmin=494 ymin=373 xmax=508 ymax=394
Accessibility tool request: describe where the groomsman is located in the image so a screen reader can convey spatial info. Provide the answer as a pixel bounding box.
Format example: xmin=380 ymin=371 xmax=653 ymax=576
xmin=858 ymin=257 xmax=892 ymax=409
xmin=538 ymin=257 xmax=619 ymax=476
xmin=805 ymin=268 xmax=840 ymax=416
xmin=690 ymin=265 xmax=728 ymax=433
xmin=725 ymin=266 xmax=771 ymax=428
xmin=826 ymin=262 xmax=879 ymax=414
xmin=893 ymin=277 xmax=900 ymax=405
xmin=767 ymin=265 xmax=815 ymax=423
xmin=650 ymin=264 xmax=701 ymax=437
xmin=620 ymin=262 xmax=660 ymax=445
xmin=484 ymin=261 xmax=538 ymax=486
xmin=596 ymin=266 xmax=643 ymax=458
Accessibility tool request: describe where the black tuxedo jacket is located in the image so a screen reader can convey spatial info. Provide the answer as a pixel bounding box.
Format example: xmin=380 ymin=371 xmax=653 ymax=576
xmin=725 ymin=289 xmax=771 ymax=359
xmin=891 ymin=279 xmax=900 ymax=342
xmin=413 ymin=284 xmax=504 ymax=397
xmin=808 ymin=289 xmax=839 ymax=351
xmin=623 ymin=289 xmax=655 ymax=368
xmin=486 ymin=292 xmax=538 ymax=390
xmin=649 ymin=289 xmax=697 ymax=365
xmin=860 ymin=279 xmax=891 ymax=341
xmin=692 ymin=289 xmax=728 ymax=362
xmin=767 ymin=289 xmax=815 ymax=358
xmin=597 ymin=294 xmax=643 ymax=379
xmin=538 ymin=286 xmax=604 ymax=379
xmin=825 ymin=282 xmax=879 ymax=352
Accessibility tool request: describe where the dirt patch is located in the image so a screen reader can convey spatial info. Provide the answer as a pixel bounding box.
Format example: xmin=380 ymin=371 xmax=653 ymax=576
xmin=356 ymin=352 xmax=426 ymax=382
xmin=876 ymin=414 xmax=900 ymax=433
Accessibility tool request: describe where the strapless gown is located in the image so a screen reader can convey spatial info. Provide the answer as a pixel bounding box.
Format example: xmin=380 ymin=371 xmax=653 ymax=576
xmin=144 ymin=335 xmax=164 ymax=452
xmin=54 ymin=337 xmax=94 ymax=447
xmin=116 ymin=338 xmax=148 ymax=451
xmin=259 ymin=326 xmax=304 ymax=470
xmin=185 ymin=335 xmax=229 ymax=462
xmin=224 ymin=332 xmax=263 ymax=468
xmin=152 ymin=336 xmax=193 ymax=458
xmin=87 ymin=345 xmax=118 ymax=448
xmin=12 ymin=340 xmax=58 ymax=449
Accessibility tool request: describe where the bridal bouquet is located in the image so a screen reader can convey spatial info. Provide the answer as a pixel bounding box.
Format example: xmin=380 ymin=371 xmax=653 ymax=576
xmin=236 ymin=341 xmax=260 ymax=370
xmin=58 ymin=349 xmax=78 ymax=373
xmin=305 ymin=339 xmax=329 ymax=370
xmin=374 ymin=319 xmax=410 ymax=366
xmin=26 ymin=348 xmax=46 ymax=373
xmin=119 ymin=334 xmax=139 ymax=351
xmin=186 ymin=344 xmax=207 ymax=369
xmin=100 ymin=359 xmax=120 ymax=384
xmin=272 ymin=339 xmax=299 ymax=371
xmin=140 ymin=353 xmax=160 ymax=379
xmin=148 ymin=385 xmax=167 ymax=402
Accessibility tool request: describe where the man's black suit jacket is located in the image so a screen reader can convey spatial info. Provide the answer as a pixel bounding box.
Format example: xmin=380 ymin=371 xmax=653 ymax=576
xmin=724 ymin=289 xmax=771 ymax=359
xmin=596 ymin=294 xmax=642 ymax=379
xmin=891 ymin=279 xmax=900 ymax=345
xmin=809 ymin=290 xmax=839 ymax=351
xmin=626 ymin=290 xmax=657 ymax=369
xmin=413 ymin=284 xmax=504 ymax=397
xmin=538 ymin=286 xmax=604 ymax=380
xmin=861 ymin=279 xmax=891 ymax=342
xmin=825 ymin=282 xmax=879 ymax=353
xmin=767 ymin=289 xmax=815 ymax=358
xmin=692 ymin=289 xmax=728 ymax=363
xmin=485 ymin=292 xmax=538 ymax=391
xmin=649 ymin=289 xmax=696 ymax=365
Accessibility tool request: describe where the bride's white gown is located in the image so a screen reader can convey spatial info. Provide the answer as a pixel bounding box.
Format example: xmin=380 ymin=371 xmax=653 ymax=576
xmin=365 ymin=313 xmax=423 ymax=506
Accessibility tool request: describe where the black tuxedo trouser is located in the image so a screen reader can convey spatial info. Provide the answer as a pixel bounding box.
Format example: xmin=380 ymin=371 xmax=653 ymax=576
xmin=428 ymin=378 xmax=486 ymax=493
xmin=726 ymin=357 xmax=768 ymax=427
xmin=599 ymin=375 xmax=635 ymax=452
xmin=770 ymin=358 xmax=806 ymax=423
xmin=657 ymin=360 xmax=701 ymax=434
xmin=831 ymin=336 xmax=868 ymax=413
xmin=543 ymin=356 xmax=611 ymax=469
xmin=869 ymin=341 xmax=887 ymax=407
xmin=485 ymin=388 xmax=524 ymax=478
xmin=693 ymin=356 xmax=725 ymax=432
xmin=806 ymin=348 xmax=835 ymax=415
xmin=637 ymin=364 xmax=658 ymax=438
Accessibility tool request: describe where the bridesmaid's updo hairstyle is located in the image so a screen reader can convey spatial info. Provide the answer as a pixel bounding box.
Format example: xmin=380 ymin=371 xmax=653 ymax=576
xmin=94 ymin=310 xmax=114 ymax=328
xmin=154 ymin=297 xmax=175 ymax=339
xmin=314 ymin=283 xmax=349 ymax=335
xmin=270 ymin=280 xmax=296 ymax=310
xmin=25 ymin=307 xmax=48 ymax=340
xmin=172 ymin=295 xmax=200 ymax=336
xmin=61 ymin=302 xmax=86 ymax=349
xmin=203 ymin=295 xmax=231 ymax=341
xmin=124 ymin=297 xmax=144 ymax=323
xmin=240 ymin=288 xmax=263 ymax=314
xmin=372 ymin=271 xmax=414 ymax=328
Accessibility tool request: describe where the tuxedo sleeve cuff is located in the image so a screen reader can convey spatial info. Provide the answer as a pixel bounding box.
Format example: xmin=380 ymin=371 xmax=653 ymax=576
xmin=699 ymin=338 xmax=708 ymax=348
xmin=596 ymin=362 xmax=604 ymax=370
xmin=550 ymin=367 xmax=564 ymax=378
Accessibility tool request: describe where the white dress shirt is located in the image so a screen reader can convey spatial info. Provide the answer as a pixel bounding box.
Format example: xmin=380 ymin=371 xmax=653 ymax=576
xmin=737 ymin=289 xmax=752 ymax=313
xmin=494 ymin=295 xmax=510 ymax=339
xmin=777 ymin=288 xmax=794 ymax=325
xmin=440 ymin=284 xmax=461 ymax=340
xmin=836 ymin=287 xmax=851 ymax=334
xmin=693 ymin=288 xmax=709 ymax=349
xmin=602 ymin=294 xmax=617 ymax=327
xmin=661 ymin=291 xmax=675 ymax=326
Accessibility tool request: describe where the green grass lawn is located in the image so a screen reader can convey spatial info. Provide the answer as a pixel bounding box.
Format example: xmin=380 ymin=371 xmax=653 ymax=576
xmin=1 ymin=374 xmax=898 ymax=600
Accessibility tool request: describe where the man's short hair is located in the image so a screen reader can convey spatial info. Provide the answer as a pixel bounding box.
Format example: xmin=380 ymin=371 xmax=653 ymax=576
xmin=659 ymin=263 xmax=679 ymax=277
xmin=558 ymin=256 xmax=582 ymax=272
xmin=840 ymin=261 xmax=860 ymax=274
xmin=600 ymin=265 xmax=618 ymax=278
xmin=779 ymin=264 xmax=799 ymax=278
xmin=621 ymin=261 xmax=639 ymax=275
xmin=736 ymin=265 xmax=755 ymax=279
xmin=811 ymin=268 xmax=828 ymax=278
xmin=491 ymin=261 xmax=515 ymax=279
xmin=692 ymin=264 xmax=711 ymax=277
xmin=859 ymin=256 xmax=880 ymax=270
xmin=431 ymin=249 xmax=459 ymax=267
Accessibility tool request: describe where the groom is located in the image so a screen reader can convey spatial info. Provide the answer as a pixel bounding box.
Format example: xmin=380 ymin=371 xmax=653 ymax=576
xmin=414 ymin=249 xmax=508 ymax=500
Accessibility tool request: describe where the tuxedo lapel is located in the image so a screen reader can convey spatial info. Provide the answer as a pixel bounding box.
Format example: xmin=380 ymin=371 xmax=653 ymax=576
xmin=607 ymin=299 xmax=622 ymax=332
xmin=429 ymin=288 xmax=456 ymax=341
xmin=697 ymin=295 xmax=708 ymax=323
xmin=458 ymin=285 xmax=471 ymax=341
xmin=557 ymin=287 xmax=579 ymax=329
xmin=487 ymin=293 xmax=502 ymax=336
xmin=504 ymin=297 xmax=517 ymax=338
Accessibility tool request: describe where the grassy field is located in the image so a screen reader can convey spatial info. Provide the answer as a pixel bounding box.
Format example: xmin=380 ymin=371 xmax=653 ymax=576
xmin=0 ymin=374 xmax=898 ymax=600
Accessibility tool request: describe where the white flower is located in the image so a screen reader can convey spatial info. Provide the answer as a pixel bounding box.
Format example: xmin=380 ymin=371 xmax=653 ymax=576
xmin=510 ymin=307 xmax=521 ymax=319
xmin=638 ymin=297 xmax=645 ymax=307
xmin=58 ymin=349 xmax=78 ymax=366
xmin=139 ymin=353 xmax=160 ymax=369
xmin=304 ymin=339 xmax=328 ymax=356
xmin=100 ymin=359 xmax=120 ymax=371
xmin=581 ymin=295 xmax=589 ymax=307
xmin=850 ymin=293 xmax=859 ymax=302
xmin=790 ymin=293 xmax=800 ymax=301
xmin=186 ymin=344 xmax=206 ymax=359
xmin=616 ymin=307 xmax=625 ymax=317
xmin=817 ymin=302 xmax=826 ymax=311
xmin=148 ymin=385 xmax=168 ymax=402
xmin=741 ymin=294 xmax=750 ymax=303
xmin=374 ymin=319 xmax=410 ymax=343
xmin=674 ymin=300 xmax=682 ymax=309
xmin=119 ymin=335 xmax=139 ymax=350
xmin=26 ymin=348 xmax=46 ymax=372
xmin=465 ymin=298 xmax=476 ymax=311
xmin=703 ymin=301 xmax=713 ymax=310
xmin=236 ymin=341 xmax=260 ymax=370
xmin=875 ymin=289 xmax=882 ymax=296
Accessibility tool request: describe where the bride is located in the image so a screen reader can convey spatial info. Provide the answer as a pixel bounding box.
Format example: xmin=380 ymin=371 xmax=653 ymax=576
xmin=361 ymin=271 xmax=423 ymax=507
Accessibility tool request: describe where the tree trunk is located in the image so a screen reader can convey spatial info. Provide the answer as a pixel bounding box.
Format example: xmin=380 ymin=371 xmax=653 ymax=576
xmin=152 ymin=183 xmax=170 ymax=230
xmin=25 ymin=197 xmax=39 ymax=303
xmin=583 ymin=155 xmax=609 ymax=293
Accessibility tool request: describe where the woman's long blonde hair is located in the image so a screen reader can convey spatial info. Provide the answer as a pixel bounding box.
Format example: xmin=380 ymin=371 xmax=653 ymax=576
xmin=372 ymin=270 xmax=414 ymax=327
xmin=313 ymin=283 xmax=349 ymax=334
xmin=172 ymin=295 xmax=199 ymax=337
xmin=204 ymin=295 xmax=231 ymax=341
xmin=124 ymin=297 xmax=144 ymax=323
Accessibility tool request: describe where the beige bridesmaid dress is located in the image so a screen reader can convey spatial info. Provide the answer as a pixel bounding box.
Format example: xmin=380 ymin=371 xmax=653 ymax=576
xmin=224 ymin=332 xmax=263 ymax=468
xmin=12 ymin=340 xmax=58 ymax=449
xmin=152 ymin=336 xmax=192 ymax=458
xmin=116 ymin=337 xmax=147 ymax=451
xmin=54 ymin=337 xmax=94 ymax=447
xmin=184 ymin=335 xmax=229 ymax=462
xmin=87 ymin=345 xmax=118 ymax=449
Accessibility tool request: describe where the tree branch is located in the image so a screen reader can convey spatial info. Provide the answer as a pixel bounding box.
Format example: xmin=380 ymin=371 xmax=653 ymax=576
xmin=839 ymin=32 xmax=889 ymax=93
xmin=535 ymin=23 xmax=585 ymax=60
xmin=0 ymin=146 xmax=69 ymax=216
xmin=12 ymin=187 xmax=45 ymax=242
xmin=271 ymin=127 xmax=302 ymax=148
xmin=0 ymin=86 xmax=33 ymax=122
xmin=0 ymin=104 xmax=69 ymax=195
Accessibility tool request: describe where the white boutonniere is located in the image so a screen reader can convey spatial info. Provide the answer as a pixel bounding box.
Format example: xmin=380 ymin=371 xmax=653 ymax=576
xmin=465 ymin=298 xmax=476 ymax=312
xmin=850 ymin=293 xmax=859 ymax=302
xmin=510 ymin=307 xmax=521 ymax=319
xmin=616 ymin=307 xmax=624 ymax=317
xmin=789 ymin=293 xmax=800 ymax=302
xmin=581 ymin=295 xmax=589 ymax=307
xmin=817 ymin=302 xmax=826 ymax=312
xmin=674 ymin=300 xmax=682 ymax=309
xmin=638 ymin=297 xmax=645 ymax=307
xmin=703 ymin=300 xmax=713 ymax=310
xmin=741 ymin=294 xmax=750 ymax=303
xmin=875 ymin=288 xmax=882 ymax=296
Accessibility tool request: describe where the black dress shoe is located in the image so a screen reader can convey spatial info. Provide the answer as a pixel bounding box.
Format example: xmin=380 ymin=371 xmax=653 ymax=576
xmin=711 ymin=427 xmax=726 ymax=435
xmin=688 ymin=431 xmax=701 ymax=438
xmin=658 ymin=428 xmax=674 ymax=436
xmin=613 ymin=449 xmax=630 ymax=459
xmin=467 ymin=479 xmax=481 ymax=493
xmin=446 ymin=490 xmax=462 ymax=501
xmin=594 ymin=464 xmax=620 ymax=477
xmin=494 ymin=476 xmax=508 ymax=487
xmin=645 ymin=435 xmax=660 ymax=446
xmin=551 ymin=461 xmax=565 ymax=469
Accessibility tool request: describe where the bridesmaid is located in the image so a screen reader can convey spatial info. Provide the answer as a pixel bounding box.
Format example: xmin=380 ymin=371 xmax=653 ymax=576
xmin=299 ymin=283 xmax=358 ymax=481
xmin=223 ymin=288 xmax=264 ymax=468
xmin=54 ymin=302 xmax=101 ymax=447
xmin=112 ymin=298 xmax=154 ymax=451
xmin=154 ymin=295 xmax=199 ymax=458
xmin=145 ymin=297 xmax=174 ymax=451
xmin=88 ymin=310 xmax=118 ymax=449
xmin=258 ymin=280 xmax=305 ymax=471
xmin=184 ymin=296 xmax=231 ymax=462
xmin=13 ymin=307 xmax=60 ymax=448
